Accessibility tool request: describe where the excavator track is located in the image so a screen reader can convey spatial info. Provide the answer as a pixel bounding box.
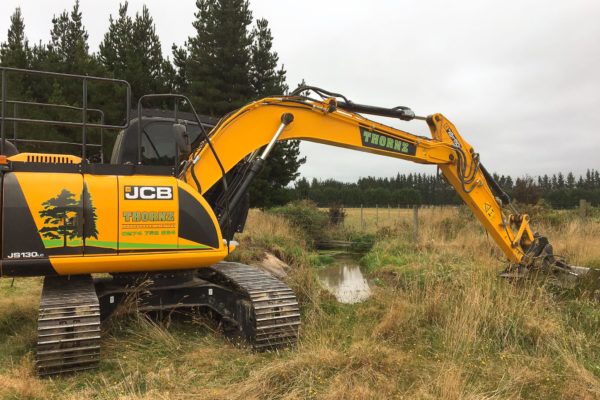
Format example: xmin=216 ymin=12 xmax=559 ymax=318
xmin=33 ymin=264 xmax=298 ymax=376
xmin=36 ymin=275 xmax=101 ymax=376
xmin=210 ymin=262 xmax=301 ymax=350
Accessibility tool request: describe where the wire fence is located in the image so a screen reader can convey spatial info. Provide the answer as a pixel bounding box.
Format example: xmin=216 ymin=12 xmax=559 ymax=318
xmin=324 ymin=204 xmax=464 ymax=240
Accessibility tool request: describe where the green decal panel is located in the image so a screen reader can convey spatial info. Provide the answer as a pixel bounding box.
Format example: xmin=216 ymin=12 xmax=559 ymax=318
xmin=359 ymin=127 xmax=416 ymax=156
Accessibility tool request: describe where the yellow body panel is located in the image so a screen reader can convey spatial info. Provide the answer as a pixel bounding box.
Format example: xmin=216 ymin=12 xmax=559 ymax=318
xmin=6 ymin=171 xmax=229 ymax=276
xmin=8 ymin=153 xmax=82 ymax=164
xmin=49 ymin=247 xmax=231 ymax=275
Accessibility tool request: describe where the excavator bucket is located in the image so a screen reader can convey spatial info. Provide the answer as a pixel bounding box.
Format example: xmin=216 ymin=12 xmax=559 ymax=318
xmin=561 ymin=266 xmax=600 ymax=293
xmin=500 ymin=234 xmax=600 ymax=295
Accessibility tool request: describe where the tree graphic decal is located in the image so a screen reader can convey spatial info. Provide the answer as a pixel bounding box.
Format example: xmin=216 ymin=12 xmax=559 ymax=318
xmin=39 ymin=189 xmax=80 ymax=247
xmin=39 ymin=185 xmax=99 ymax=248
xmin=79 ymin=183 xmax=98 ymax=243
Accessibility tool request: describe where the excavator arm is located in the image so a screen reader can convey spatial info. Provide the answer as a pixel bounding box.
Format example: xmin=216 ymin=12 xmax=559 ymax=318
xmin=181 ymin=89 xmax=576 ymax=277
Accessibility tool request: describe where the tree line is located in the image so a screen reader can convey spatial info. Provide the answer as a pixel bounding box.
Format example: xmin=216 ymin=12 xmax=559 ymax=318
xmin=3 ymin=2 xmax=594 ymax=211
xmin=0 ymin=0 xmax=305 ymax=207
xmin=290 ymin=169 xmax=600 ymax=209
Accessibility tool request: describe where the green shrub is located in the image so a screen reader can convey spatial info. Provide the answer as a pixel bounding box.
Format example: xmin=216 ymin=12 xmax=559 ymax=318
xmin=328 ymin=204 xmax=346 ymax=225
xmin=269 ymin=200 xmax=328 ymax=246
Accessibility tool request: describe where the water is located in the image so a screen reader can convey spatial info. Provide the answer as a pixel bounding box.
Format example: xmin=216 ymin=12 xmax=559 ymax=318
xmin=317 ymin=254 xmax=371 ymax=304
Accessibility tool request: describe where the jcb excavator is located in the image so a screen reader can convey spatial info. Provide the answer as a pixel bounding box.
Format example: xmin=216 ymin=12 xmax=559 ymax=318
xmin=0 ymin=67 xmax=588 ymax=376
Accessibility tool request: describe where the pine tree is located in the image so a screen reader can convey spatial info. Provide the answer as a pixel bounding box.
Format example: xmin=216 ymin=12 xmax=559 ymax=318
xmin=295 ymin=177 xmax=310 ymax=199
xmin=249 ymin=18 xmax=287 ymax=97
xmin=557 ymin=172 xmax=565 ymax=188
xmin=131 ymin=5 xmax=168 ymax=96
xmin=171 ymin=44 xmax=189 ymax=93
xmin=566 ymin=172 xmax=575 ymax=189
xmin=246 ymin=18 xmax=304 ymax=207
xmin=79 ymin=183 xmax=98 ymax=241
xmin=48 ymin=0 xmax=91 ymax=74
xmin=99 ymin=3 xmax=170 ymax=103
xmin=0 ymin=8 xmax=30 ymax=68
xmin=585 ymin=169 xmax=593 ymax=189
xmin=551 ymin=174 xmax=558 ymax=189
xmin=250 ymin=140 xmax=306 ymax=207
xmin=161 ymin=57 xmax=177 ymax=93
xmin=0 ymin=8 xmax=32 ymax=106
xmin=542 ymin=174 xmax=550 ymax=191
xmin=39 ymin=189 xmax=80 ymax=247
xmin=184 ymin=1 xmax=304 ymax=206
xmin=186 ymin=0 xmax=254 ymax=116
xmin=99 ymin=3 xmax=133 ymax=77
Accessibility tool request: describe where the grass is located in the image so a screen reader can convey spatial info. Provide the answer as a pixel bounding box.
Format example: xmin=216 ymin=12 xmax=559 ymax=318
xmin=0 ymin=207 xmax=599 ymax=399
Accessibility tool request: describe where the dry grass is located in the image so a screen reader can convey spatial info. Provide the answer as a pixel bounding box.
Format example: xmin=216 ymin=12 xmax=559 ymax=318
xmin=0 ymin=207 xmax=599 ymax=399
xmin=228 ymin=211 xmax=309 ymax=266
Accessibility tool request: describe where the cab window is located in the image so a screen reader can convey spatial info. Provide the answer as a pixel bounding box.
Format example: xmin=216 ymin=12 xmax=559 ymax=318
xmin=141 ymin=122 xmax=176 ymax=166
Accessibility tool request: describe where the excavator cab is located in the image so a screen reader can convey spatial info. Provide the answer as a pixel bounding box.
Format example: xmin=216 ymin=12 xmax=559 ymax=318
xmin=110 ymin=110 xmax=218 ymax=168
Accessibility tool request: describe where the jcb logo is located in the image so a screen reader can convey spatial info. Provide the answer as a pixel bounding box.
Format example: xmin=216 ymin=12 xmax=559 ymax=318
xmin=124 ymin=186 xmax=173 ymax=200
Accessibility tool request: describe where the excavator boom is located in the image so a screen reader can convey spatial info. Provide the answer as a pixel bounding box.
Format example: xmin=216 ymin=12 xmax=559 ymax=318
xmin=183 ymin=89 xmax=557 ymax=274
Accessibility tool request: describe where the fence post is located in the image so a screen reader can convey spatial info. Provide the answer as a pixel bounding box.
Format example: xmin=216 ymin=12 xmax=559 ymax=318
xmin=376 ymin=204 xmax=379 ymax=228
xmin=579 ymin=199 xmax=588 ymax=219
xmin=412 ymin=205 xmax=419 ymax=244
xmin=360 ymin=204 xmax=364 ymax=231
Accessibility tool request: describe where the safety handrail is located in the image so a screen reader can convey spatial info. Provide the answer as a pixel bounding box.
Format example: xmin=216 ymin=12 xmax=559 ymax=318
xmin=0 ymin=67 xmax=131 ymax=161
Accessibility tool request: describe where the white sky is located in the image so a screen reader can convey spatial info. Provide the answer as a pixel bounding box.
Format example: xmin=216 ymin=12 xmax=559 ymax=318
xmin=1 ymin=0 xmax=599 ymax=181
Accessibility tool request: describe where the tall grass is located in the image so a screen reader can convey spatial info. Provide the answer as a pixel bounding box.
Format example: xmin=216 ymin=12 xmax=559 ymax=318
xmin=0 ymin=207 xmax=598 ymax=399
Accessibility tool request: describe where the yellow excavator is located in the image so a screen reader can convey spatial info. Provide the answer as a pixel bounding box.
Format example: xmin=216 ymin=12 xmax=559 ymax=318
xmin=0 ymin=67 xmax=588 ymax=376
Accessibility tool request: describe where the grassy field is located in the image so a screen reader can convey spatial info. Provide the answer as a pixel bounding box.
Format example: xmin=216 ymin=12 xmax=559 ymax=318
xmin=0 ymin=207 xmax=599 ymax=399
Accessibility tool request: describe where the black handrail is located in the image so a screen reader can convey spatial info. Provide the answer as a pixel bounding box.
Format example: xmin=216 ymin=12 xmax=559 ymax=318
xmin=0 ymin=67 xmax=131 ymax=160
xmin=8 ymin=100 xmax=106 ymax=162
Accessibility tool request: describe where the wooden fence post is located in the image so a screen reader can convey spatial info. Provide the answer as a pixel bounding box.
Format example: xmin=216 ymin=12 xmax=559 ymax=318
xmin=376 ymin=204 xmax=379 ymax=228
xmin=413 ymin=205 xmax=419 ymax=243
xmin=360 ymin=204 xmax=364 ymax=231
xmin=579 ymin=199 xmax=588 ymax=219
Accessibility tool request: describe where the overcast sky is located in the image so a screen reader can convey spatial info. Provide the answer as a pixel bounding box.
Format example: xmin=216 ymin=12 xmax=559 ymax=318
xmin=1 ymin=0 xmax=598 ymax=181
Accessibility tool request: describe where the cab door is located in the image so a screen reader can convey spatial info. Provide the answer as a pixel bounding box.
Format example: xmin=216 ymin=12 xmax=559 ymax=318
xmin=82 ymin=175 xmax=119 ymax=254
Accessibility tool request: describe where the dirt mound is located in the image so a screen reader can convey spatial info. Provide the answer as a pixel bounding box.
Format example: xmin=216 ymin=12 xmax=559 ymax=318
xmin=251 ymin=252 xmax=290 ymax=278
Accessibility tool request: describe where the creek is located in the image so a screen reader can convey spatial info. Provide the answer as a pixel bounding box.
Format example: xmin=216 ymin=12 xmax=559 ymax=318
xmin=317 ymin=253 xmax=371 ymax=304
